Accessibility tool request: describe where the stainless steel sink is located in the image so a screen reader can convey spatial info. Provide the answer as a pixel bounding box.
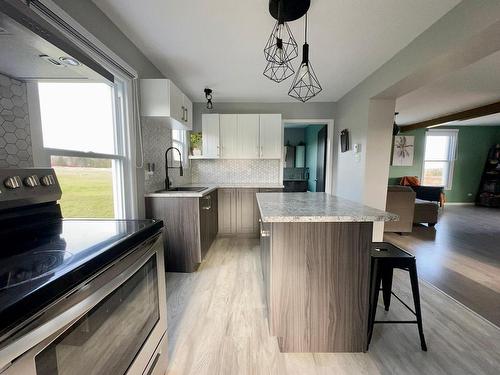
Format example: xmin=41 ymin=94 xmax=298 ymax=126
xmin=155 ymin=187 xmax=208 ymax=193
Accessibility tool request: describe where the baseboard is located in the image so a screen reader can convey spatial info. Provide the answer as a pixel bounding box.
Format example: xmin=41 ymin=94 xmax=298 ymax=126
xmin=444 ymin=202 xmax=475 ymax=206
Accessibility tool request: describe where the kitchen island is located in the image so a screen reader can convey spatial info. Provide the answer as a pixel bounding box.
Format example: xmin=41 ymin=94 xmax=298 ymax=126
xmin=256 ymin=192 xmax=397 ymax=353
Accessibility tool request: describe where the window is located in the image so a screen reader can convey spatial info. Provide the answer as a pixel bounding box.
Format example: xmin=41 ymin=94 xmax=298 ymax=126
xmin=37 ymin=82 xmax=125 ymax=218
xmin=172 ymin=129 xmax=187 ymax=163
xmin=422 ymin=129 xmax=458 ymax=190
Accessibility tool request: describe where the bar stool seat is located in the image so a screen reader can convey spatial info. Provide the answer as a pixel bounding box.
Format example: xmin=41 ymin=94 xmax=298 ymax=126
xmin=367 ymin=242 xmax=427 ymax=351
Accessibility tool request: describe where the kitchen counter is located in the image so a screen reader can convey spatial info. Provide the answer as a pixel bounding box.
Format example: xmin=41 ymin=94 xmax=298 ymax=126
xmin=257 ymin=192 xmax=398 ymax=223
xmin=257 ymin=192 xmax=397 ymax=353
xmin=145 ymin=183 xmax=284 ymax=198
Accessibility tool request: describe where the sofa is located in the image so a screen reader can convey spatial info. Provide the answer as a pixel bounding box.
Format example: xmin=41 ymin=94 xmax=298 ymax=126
xmin=385 ymin=186 xmax=416 ymax=233
xmin=385 ymin=186 xmax=439 ymax=233
xmin=414 ymin=199 xmax=439 ymax=227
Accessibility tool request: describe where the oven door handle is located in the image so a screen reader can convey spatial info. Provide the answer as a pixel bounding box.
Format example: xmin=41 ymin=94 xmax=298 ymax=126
xmin=0 ymin=236 xmax=161 ymax=371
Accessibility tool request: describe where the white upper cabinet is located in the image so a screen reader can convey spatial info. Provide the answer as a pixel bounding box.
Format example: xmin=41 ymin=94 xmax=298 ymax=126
xmin=200 ymin=113 xmax=282 ymax=160
xmin=237 ymin=114 xmax=260 ymax=159
xmin=183 ymin=95 xmax=193 ymax=129
xmin=219 ymin=114 xmax=238 ymax=158
xmin=259 ymin=114 xmax=282 ymax=159
xmin=202 ymin=114 xmax=220 ymax=158
xmin=140 ymin=79 xmax=192 ymax=130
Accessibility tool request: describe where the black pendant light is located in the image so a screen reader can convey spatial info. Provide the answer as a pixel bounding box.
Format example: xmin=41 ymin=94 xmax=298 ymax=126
xmin=263 ymin=58 xmax=295 ymax=83
xmin=264 ymin=0 xmax=298 ymax=67
xmin=288 ymin=14 xmax=322 ymax=102
xmin=204 ymin=88 xmax=213 ymax=110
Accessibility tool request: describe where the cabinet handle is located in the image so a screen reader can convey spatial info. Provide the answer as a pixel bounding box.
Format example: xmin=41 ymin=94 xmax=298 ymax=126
xmin=217 ymin=145 xmax=220 ymax=156
xmin=181 ymin=106 xmax=185 ymax=121
xmin=202 ymin=195 xmax=212 ymax=210
xmin=184 ymin=107 xmax=188 ymax=122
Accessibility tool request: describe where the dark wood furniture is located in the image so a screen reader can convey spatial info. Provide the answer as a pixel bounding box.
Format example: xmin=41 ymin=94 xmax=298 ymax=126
xmin=368 ymin=242 xmax=427 ymax=351
xmin=283 ymin=180 xmax=308 ymax=192
xmin=260 ymin=219 xmax=373 ymax=352
xmin=218 ymin=188 xmax=283 ymax=236
xmin=145 ymin=189 xmax=218 ymax=272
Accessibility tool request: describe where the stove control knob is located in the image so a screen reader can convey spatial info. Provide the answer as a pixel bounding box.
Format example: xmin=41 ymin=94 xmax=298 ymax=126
xmin=24 ymin=175 xmax=39 ymax=188
xmin=40 ymin=175 xmax=56 ymax=186
xmin=4 ymin=176 xmax=22 ymax=189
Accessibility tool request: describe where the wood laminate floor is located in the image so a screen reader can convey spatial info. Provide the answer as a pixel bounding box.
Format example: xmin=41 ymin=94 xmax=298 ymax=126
xmin=385 ymin=205 xmax=500 ymax=326
xmin=166 ymin=237 xmax=500 ymax=375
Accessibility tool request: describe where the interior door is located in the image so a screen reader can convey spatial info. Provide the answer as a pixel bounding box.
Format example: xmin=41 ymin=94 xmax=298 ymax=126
xmin=202 ymin=114 xmax=220 ymax=157
xmin=316 ymin=126 xmax=327 ymax=192
xmin=219 ymin=114 xmax=238 ymax=158
xmin=259 ymin=114 xmax=282 ymax=158
xmin=237 ymin=114 xmax=260 ymax=158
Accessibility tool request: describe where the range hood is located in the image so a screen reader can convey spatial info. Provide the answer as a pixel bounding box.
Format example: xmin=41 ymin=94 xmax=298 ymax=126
xmin=0 ymin=0 xmax=113 ymax=82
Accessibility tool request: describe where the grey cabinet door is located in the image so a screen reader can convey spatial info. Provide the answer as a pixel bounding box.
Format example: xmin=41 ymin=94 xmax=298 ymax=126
xmin=260 ymin=219 xmax=271 ymax=310
xmin=208 ymin=190 xmax=219 ymax=243
xmin=236 ymin=189 xmax=259 ymax=234
xmin=218 ymin=188 xmax=237 ymax=234
xmin=200 ymin=191 xmax=219 ymax=259
xmin=199 ymin=195 xmax=211 ymax=259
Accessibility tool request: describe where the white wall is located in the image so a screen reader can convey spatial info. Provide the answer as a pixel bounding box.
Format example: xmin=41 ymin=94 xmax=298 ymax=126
xmin=333 ymin=0 xmax=500 ymax=239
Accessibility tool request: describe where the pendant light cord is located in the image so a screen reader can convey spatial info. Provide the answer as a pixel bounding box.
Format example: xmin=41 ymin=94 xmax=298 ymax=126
xmin=304 ymin=13 xmax=308 ymax=43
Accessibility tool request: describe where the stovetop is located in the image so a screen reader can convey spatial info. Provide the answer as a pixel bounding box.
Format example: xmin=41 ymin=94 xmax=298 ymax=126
xmin=0 ymin=218 xmax=163 ymax=337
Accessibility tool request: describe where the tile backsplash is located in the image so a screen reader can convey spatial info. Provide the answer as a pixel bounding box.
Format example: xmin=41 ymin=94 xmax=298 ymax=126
xmin=142 ymin=117 xmax=191 ymax=193
xmin=0 ymin=73 xmax=32 ymax=168
xmin=191 ymin=159 xmax=281 ymax=184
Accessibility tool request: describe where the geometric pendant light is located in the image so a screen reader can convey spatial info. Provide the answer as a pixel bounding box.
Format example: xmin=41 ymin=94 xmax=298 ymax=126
xmin=263 ymin=58 xmax=295 ymax=83
xmin=263 ymin=0 xmax=298 ymax=66
xmin=288 ymin=14 xmax=322 ymax=102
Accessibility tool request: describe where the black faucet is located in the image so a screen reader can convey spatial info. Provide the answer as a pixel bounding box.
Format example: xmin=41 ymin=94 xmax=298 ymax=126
xmin=165 ymin=146 xmax=183 ymax=190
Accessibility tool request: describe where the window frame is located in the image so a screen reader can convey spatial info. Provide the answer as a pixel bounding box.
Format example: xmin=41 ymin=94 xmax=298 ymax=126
xmin=421 ymin=128 xmax=459 ymax=190
xmin=26 ymin=0 xmax=141 ymax=219
xmin=171 ymin=128 xmax=188 ymax=164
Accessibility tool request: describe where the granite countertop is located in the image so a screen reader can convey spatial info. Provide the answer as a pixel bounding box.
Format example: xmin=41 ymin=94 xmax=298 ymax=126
xmin=144 ymin=183 xmax=285 ymax=198
xmin=256 ymin=192 xmax=398 ymax=223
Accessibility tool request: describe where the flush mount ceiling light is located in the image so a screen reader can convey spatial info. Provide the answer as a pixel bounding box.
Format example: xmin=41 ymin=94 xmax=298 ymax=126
xmin=288 ymin=14 xmax=322 ymax=102
xmin=204 ymin=88 xmax=213 ymax=110
xmin=59 ymin=56 xmax=81 ymax=66
xmin=39 ymin=54 xmax=63 ymax=67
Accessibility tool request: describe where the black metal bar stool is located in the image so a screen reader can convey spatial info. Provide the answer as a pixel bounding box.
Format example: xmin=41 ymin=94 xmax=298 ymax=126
xmin=367 ymin=242 xmax=427 ymax=351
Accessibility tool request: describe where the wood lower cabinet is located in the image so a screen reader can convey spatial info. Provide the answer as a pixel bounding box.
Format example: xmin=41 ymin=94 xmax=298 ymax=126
xmin=199 ymin=190 xmax=218 ymax=259
xmin=259 ymin=220 xmax=372 ymax=352
xmin=145 ymin=190 xmax=218 ymax=272
xmin=218 ymin=188 xmax=260 ymax=236
xmin=217 ymin=188 xmax=237 ymax=235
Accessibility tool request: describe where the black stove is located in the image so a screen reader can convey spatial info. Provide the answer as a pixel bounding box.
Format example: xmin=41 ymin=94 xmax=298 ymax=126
xmin=0 ymin=168 xmax=163 ymax=338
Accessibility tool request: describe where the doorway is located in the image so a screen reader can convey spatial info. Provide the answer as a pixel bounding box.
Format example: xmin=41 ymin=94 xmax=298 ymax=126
xmin=282 ymin=121 xmax=331 ymax=193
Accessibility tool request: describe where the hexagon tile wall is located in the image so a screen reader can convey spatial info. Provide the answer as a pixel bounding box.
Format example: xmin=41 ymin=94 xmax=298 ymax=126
xmin=0 ymin=73 xmax=33 ymax=168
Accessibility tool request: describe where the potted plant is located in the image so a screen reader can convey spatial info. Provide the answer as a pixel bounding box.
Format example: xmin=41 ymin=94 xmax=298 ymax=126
xmin=190 ymin=132 xmax=202 ymax=156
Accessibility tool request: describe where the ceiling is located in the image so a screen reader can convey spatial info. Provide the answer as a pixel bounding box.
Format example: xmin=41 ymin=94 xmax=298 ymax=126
xmin=93 ymin=0 xmax=460 ymax=102
xmin=396 ymin=50 xmax=500 ymax=127
xmin=0 ymin=13 xmax=103 ymax=81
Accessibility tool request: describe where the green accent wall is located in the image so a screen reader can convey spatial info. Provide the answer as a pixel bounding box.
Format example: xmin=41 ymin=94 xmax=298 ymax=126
xmin=305 ymin=125 xmax=325 ymax=192
xmin=389 ymin=126 xmax=500 ymax=202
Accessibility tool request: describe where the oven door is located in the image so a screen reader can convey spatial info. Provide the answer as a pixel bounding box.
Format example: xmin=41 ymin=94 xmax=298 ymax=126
xmin=0 ymin=233 xmax=167 ymax=375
